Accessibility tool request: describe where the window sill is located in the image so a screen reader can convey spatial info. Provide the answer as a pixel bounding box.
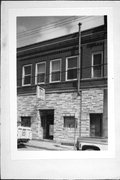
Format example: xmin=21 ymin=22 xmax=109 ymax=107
xmin=81 ymin=77 xmax=107 ymax=81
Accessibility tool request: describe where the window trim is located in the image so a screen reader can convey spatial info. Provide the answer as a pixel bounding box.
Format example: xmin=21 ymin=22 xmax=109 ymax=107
xmin=50 ymin=58 xmax=61 ymax=83
xmin=66 ymin=55 xmax=78 ymax=81
xmin=91 ymin=51 xmax=103 ymax=78
xmin=22 ymin=64 xmax=32 ymax=86
xmin=35 ymin=61 xmax=46 ymax=85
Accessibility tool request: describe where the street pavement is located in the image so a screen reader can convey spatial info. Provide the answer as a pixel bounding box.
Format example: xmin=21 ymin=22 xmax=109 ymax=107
xmin=18 ymin=139 xmax=75 ymax=151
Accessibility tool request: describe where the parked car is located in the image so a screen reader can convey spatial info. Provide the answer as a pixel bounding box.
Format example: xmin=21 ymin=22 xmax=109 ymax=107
xmin=17 ymin=126 xmax=32 ymax=145
xmin=76 ymin=137 xmax=108 ymax=151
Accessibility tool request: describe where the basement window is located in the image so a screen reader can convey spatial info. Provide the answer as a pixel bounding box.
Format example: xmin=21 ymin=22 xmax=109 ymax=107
xmin=64 ymin=116 xmax=76 ymax=128
xmin=21 ymin=117 xmax=31 ymax=127
xmin=66 ymin=56 xmax=78 ymax=81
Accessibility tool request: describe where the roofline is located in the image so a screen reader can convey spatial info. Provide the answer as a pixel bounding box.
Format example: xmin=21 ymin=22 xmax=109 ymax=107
xmin=17 ymin=25 xmax=106 ymax=53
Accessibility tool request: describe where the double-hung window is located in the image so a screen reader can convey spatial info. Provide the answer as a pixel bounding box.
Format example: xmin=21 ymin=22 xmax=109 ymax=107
xmin=91 ymin=52 xmax=103 ymax=78
xmin=36 ymin=62 xmax=46 ymax=84
xmin=22 ymin=64 xmax=32 ymax=86
xmin=50 ymin=59 xmax=61 ymax=82
xmin=66 ymin=56 xmax=78 ymax=80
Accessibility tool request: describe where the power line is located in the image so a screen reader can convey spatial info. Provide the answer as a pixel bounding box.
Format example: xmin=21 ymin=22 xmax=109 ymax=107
xmin=18 ymin=17 xmax=76 ymax=35
xmin=17 ymin=16 xmax=86 ymax=37
xmin=17 ymin=63 xmax=107 ymax=83
xmin=17 ymin=16 xmax=91 ymax=39
xmin=17 ymin=16 xmax=102 ymax=42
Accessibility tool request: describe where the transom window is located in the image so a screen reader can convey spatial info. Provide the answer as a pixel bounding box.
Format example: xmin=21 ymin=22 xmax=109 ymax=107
xmin=91 ymin=52 xmax=103 ymax=78
xmin=64 ymin=116 xmax=76 ymax=128
xmin=50 ymin=59 xmax=61 ymax=82
xmin=22 ymin=64 xmax=32 ymax=86
xmin=66 ymin=56 xmax=78 ymax=80
xmin=36 ymin=62 xmax=46 ymax=84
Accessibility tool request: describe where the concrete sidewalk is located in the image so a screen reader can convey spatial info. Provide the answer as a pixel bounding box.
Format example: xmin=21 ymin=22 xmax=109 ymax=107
xmin=25 ymin=139 xmax=75 ymax=151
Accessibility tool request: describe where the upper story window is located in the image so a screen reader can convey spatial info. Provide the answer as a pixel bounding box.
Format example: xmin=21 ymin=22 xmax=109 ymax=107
xmin=50 ymin=59 xmax=61 ymax=82
xmin=22 ymin=64 xmax=32 ymax=86
xmin=91 ymin=52 xmax=103 ymax=78
xmin=36 ymin=62 xmax=46 ymax=84
xmin=66 ymin=56 xmax=78 ymax=81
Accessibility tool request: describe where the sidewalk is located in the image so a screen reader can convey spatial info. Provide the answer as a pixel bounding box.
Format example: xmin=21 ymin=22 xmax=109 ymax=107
xmin=25 ymin=139 xmax=75 ymax=151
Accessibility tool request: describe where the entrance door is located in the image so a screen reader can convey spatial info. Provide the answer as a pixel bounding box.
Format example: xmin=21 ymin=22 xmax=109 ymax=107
xmin=40 ymin=110 xmax=54 ymax=140
xmin=90 ymin=113 xmax=102 ymax=137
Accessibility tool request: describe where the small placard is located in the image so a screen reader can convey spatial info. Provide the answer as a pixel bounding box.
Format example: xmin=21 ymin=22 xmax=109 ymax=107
xmin=37 ymin=86 xmax=45 ymax=101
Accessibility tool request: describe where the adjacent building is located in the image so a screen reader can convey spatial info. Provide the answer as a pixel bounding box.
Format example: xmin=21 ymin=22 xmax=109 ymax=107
xmin=17 ymin=19 xmax=107 ymax=144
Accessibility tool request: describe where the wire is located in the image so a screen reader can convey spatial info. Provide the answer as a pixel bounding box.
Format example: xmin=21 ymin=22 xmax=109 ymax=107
xmin=17 ymin=16 xmax=86 ymax=37
xmin=17 ymin=64 xmax=107 ymax=84
xmin=17 ymin=16 xmax=93 ymax=39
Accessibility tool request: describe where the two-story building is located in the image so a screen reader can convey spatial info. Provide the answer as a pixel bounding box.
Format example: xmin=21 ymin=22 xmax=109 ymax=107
xmin=17 ymin=22 xmax=107 ymax=144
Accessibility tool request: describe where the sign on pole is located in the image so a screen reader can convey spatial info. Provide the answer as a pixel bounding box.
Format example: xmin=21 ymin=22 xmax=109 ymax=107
xmin=36 ymin=85 xmax=45 ymax=101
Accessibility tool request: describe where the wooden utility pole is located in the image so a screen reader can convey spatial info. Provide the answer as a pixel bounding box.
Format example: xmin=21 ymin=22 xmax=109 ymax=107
xmin=78 ymin=23 xmax=82 ymax=95
xmin=78 ymin=23 xmax=82 ymax=139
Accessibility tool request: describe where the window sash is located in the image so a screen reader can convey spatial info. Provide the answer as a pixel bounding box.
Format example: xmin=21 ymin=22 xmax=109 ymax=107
xmin=37 ymin=73 xmax=45 ymax=83
xmin=66 ymin=56 xmax=78 ymax=80
xmin=23 ymin=75 xmax=31 ymax=85
xmin=67 ymin=69 xmax=77 ymax=80
xmin=37 ymin=63 xmax=45 ymax=73
xmin=52 ymin=60 xmax=60 ymax=71
xmin=50 ymin=59 xmax=61 ymax=82
xmin=68 ymin=57 xmax=77 ymax=69
xmin=36 ymin=62 xmax=46 ymax=84
xmin=51 ymin=71 xmax=60 ymax=81
xmin=23 ymin=65 xmax=32 ymax=85
xmin=92 ymin=52 xmax=103 ymax=78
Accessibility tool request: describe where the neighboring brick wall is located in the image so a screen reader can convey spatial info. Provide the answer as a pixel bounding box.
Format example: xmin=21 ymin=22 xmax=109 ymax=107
xmin=17 ymin=88 xmax=104 ymax=143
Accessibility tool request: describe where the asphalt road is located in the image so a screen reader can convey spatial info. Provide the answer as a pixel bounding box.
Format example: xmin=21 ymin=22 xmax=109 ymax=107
xmin=18 ymin=139 xmax=75 ymax=151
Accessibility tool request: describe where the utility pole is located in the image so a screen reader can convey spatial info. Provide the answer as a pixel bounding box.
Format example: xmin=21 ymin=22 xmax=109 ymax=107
xmin=78 ymin=23 xmax=82 ymax=95
xmin=78 ymin=23 xmax=82 ymax=139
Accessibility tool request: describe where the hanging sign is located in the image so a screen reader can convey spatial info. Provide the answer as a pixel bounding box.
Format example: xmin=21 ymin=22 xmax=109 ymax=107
xmin=37 ymin=85 xmax=45 ymax=101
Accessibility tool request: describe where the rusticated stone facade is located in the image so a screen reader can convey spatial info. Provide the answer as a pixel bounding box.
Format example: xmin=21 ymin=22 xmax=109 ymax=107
xmin=17 ymin=88 xmax=104 ymax=143
xmin=81 ymin=89 xmax=103 ymax=137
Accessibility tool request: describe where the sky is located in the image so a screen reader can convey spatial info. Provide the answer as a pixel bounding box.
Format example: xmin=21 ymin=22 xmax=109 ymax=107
xmin=17 ymin=16 xmax=104 ymax=48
